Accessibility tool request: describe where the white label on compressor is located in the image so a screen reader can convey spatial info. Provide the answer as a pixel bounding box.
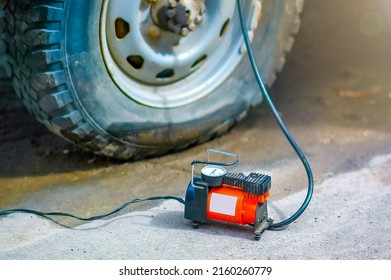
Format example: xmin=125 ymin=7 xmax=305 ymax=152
xmin=209 ymin=193 xmax=238 ymax=216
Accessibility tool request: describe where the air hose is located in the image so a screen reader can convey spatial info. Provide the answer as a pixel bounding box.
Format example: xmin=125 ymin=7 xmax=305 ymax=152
xmin=237 ymin=0 xmax=313 ymax=229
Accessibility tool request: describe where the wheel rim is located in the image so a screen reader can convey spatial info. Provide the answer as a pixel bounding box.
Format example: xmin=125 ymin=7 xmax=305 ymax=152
xmin=100 ymin=0 xmax=261 ymax=108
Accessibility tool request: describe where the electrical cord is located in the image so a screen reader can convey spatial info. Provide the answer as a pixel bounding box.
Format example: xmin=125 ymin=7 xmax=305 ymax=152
xmin=237 ymin=0 xmax=314 ymax=229
xmin=0 ymin=196 xmax=185 ymax=223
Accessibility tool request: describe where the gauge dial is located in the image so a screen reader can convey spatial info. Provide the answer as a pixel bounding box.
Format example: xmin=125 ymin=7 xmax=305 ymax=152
xmin=201 ymin=165 xmax=227 ymax=186
xmin=201 ymin=165 xmax=227 ymax=177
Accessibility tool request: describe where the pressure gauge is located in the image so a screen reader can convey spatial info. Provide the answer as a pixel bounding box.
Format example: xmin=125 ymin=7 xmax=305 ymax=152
xmin=201 ymin=165 xmax=227 ymax=186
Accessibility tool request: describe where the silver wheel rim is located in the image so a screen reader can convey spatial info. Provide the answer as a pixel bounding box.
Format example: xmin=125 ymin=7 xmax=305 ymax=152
xmin=100 ymin=0 xmax=261 ymax=108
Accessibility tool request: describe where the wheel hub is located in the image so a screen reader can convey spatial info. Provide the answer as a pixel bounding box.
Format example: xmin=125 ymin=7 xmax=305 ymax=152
xmin=150 ymin=0 xmax=206 ymax=36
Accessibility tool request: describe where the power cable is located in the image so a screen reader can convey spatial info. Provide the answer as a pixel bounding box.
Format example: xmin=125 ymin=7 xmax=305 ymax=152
xmin=0 ymin=196 xmax=184 ymax=223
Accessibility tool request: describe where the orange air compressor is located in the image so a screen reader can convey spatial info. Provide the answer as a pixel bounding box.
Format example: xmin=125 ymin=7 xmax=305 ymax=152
xmin=184 ymin=149 xmax=273 ymax=240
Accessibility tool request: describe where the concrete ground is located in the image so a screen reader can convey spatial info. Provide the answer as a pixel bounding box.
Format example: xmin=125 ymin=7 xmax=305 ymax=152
xmin=0 ymin=153 xmax=390 ymax=259
xmin=0 ymin=0 xmax=390 ymax=259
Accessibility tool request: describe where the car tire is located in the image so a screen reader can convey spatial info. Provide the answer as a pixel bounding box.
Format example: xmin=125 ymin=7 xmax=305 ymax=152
xmin=2 ymin=0 xmax=303 ymax=160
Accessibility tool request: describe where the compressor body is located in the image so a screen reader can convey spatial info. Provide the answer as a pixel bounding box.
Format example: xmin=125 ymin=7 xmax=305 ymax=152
xmin=184 ymin=149 xmax=273 ymax=240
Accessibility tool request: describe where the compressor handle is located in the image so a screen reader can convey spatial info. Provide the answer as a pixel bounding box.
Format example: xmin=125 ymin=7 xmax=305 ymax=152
xmin=206 ymin=148 xmax=239 ymax=163
xmin=191 ymin=149 xmax=239 ymax=185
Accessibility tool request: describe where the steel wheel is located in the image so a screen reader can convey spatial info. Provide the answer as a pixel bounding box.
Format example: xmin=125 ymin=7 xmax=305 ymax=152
xmin=101 ymin=0 xmax=261 ymax=108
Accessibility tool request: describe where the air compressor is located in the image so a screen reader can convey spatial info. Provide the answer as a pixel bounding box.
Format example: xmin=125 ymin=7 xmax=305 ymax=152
xmin=184 ymin=149 xmax=273 ymax=240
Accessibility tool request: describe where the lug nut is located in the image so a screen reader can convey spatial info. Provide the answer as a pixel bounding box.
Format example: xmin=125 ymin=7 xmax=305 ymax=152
xmin=148 ymin=25 xmax=162 ymax=39
xmin=181 ymin=28 xmax=190 ymax=36
xmin=169 ymin=0 xmax=177 ymax=7
xmin=188 ymin=23 xmax=196 ymax=31
xmin=195 ymin=15 xmax=203 ymax=25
